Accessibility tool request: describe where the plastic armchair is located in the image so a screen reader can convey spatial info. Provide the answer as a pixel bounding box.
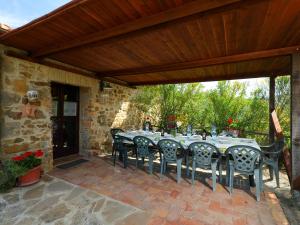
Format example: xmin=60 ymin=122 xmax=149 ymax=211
xmin=110 ymin=128 xmax=124 ymax=138
xmin=113 ymin=135 xmax=131 ymax=168
xmin=188 ymin=142 xmax=221 ymax=191
xmin=110 ymin=128 xmax=124 ymax=156
xmin=260 ymin=138 xmax=284 ymax=188
xmin=133 ymin=136 xmax=156 ymax=174
xmin=225 ymin=145 xmax=262 ymax=201
xmin=158 ymin=139 xmax=185 ymax=183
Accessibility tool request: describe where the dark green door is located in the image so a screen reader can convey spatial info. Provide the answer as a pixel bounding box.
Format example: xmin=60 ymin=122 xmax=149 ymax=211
xmin=51 ymin=82 xmax=79 ymax=159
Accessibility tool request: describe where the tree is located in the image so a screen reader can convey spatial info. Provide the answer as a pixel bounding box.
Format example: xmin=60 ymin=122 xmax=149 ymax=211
xmin=133 ymin=83 xmax=204 ymax=130
xmin=133 ymin=76 xmax=290 ymax=146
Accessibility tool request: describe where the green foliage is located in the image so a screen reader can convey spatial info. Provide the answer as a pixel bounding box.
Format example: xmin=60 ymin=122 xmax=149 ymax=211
xmin=0 ymin=150 xmax=43 ymax=193
xmin=133 ymin=83 xmax=205 ymax=130
xmin=16 ymin=155 xmax=42 ymax=173
xmin=0 ymin=160 xmax=23 ymax=193
xmin=134 ymin=76 xmax=291 ymax=146
xmin=207 ymin=81 xmax=248 ymax=131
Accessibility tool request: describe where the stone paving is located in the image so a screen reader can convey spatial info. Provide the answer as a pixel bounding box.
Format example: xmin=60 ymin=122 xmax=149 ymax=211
xmin=0 ymin=175 xmax=149 ymax=225
xmin=263 ymin=168 xmax=300 ymax=225
xmin=49 ymin=155 xmax=289 ymax=225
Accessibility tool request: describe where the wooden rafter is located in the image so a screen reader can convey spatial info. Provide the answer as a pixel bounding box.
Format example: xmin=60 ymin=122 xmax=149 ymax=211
xmin=30 ymin=0 xmax=241 ymax=58
xmin=0 ymin=0 xmax=91 ymax=40
xmin=4 ymin=50 xmax=133 ymax=88
xmin=130 ymin=70 xmax=288 ymax=86
xmin=97 ymin=46 xmax=300 ymax=77
xmin=5 ymin=50 xmax=96 ymax=78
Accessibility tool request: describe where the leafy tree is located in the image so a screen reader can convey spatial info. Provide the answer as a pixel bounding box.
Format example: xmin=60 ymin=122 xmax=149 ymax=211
xmin=133 ymin=76 xmax=290 ymax=146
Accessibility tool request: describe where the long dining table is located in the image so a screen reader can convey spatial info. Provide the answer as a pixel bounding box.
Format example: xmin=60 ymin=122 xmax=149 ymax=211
xmin=117 ymin=130 xmax=261 ymax=186
xmin=117 ymin=130 xmax=261 ymax=155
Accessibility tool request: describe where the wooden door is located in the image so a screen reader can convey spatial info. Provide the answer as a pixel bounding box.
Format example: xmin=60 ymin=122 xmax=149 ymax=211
xmin=51 ymin=82 xmax=79 ymax=159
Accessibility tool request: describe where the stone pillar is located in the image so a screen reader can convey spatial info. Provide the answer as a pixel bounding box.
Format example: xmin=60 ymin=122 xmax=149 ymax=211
xmin=291 ymin=53 xmax=300 ymax=191
xmin=269 ymin=76 xmax=275 ymax=144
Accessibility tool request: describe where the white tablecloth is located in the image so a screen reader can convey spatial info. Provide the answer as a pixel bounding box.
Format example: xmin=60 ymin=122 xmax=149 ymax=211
xmin=117 ymin=130 xmax=260 ymax=154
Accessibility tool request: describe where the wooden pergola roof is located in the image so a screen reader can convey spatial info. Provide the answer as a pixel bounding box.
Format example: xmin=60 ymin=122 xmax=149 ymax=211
xmin=1 ymin=0 xmax=300 ymax=86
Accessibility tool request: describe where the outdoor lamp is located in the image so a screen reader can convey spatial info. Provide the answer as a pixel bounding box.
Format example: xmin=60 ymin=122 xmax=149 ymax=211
xmin=100 ymin=80 xmax=112 ymax=91
xmin=26 ymin=90 xmax=39 ymax=102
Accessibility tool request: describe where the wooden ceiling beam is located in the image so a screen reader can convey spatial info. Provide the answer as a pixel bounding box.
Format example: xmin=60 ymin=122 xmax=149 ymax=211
xmin=97 ymin=46 xmax=299 ymax=77
xmin=130 ymin=70 xmax=289 ymax=86
xmin=0 ymin=0 xmax=91 ymax=40
xmin=5 ymin=50 xmax=97 ymax=79
xmin=4 ymin=50 xmax=134 ymax=87
xmin=31 ymin=0 xmax=241 ymax=58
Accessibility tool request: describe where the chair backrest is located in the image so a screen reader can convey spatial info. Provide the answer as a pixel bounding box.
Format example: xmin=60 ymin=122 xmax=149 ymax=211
xmin=114 ymin=135 xmax=131 ymax=149
xmin=110 ymin=128 xmax=124 ymax=139
xmin=188 ymin=142 xmax=220 ymax=167
xmin=226 ymin=145 xmax=261 ymax=173
xmin=269 ymin=138 xmax=285 ymax=160
xmin=133 ymin=136 xmax=154 ymax=157
xmin=275 ymin=138 xmax=285 ymax=152
xmin=158 ymin=139 xmax=184 ymax=161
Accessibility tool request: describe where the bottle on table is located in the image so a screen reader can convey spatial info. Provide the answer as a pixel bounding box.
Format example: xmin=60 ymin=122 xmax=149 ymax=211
xmin=211 ymin=124 xmax=217 ymax=140
xmin=202 ymin=130 xmax=207 ymax=140
xmin=145 ymin=122 xmax=150 ymax=132
xmin=187 ymin=124 xmax=192 ymax=137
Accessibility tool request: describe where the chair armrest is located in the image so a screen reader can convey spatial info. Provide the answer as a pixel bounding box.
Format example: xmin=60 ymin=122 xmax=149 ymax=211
xmin=260 ymin=143 xmax=275 ymax=152
xmin=262 ymin=150 xmax=282 ymax=158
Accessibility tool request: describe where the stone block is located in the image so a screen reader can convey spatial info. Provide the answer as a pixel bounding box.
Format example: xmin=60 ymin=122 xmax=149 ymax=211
xmin=40 ymin=203 xmax=70 ymax=223
xmin=34 ymin=109 xmax=46 ymax=119
xmin=23 ymin=184 xmax=45 ymax=200
xmin=12 ymin=79 xmax=28 ymax=94
xmin=0 ymin=91 xmax=21 ymax=106
xmin=1 ymin=121 xmax=21 ymax=138
xmin=5 ymin=110 xmax=22 ymax=120
xmin=2 ymin=143 xmax=30 ymax=154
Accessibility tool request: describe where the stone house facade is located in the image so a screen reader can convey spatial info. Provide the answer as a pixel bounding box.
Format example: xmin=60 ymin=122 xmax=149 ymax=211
xmin=0 ymin=44 xmax=143 ymax=171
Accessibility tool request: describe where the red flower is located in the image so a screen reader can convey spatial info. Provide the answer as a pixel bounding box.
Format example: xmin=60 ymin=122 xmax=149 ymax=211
xmin=12 ymin=155 xmax=25 ymax=161
xmin=35 ymin=150 xmax=44 ymax=157
xmin=23 ymin=151 xmax=33 ymax=157
xmin=228 ymin=117 xmax=233 ymax=125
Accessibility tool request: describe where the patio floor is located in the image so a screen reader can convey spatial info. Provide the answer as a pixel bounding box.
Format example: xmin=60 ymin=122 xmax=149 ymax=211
xmin=49 ymin=155 xmax=289 ymax=225
xmin=0 ymin=175 xmax=146 ymax=225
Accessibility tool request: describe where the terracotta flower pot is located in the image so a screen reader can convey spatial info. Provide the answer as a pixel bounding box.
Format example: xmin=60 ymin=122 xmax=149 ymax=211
xmin=228 ymin=128 xmax=240 ymax=137
xmin=18 ymin=165 xmax=41 ymax=187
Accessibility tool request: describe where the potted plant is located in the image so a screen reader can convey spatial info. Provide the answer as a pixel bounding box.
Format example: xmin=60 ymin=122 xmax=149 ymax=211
xmin=11 ymin=149 xmax=44 ymax=187
xmin=227 ymin=117 xmax=240 ymax=137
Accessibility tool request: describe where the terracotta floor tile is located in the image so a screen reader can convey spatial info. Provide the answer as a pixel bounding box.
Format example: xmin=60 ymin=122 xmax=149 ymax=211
xmin=49 ymin=156 xmax=288 ymax=225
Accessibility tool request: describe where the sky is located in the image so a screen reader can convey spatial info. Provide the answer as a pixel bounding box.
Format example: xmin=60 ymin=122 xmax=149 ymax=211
xmin=201 ymin=78 xmax=267 ymax=95
xmin=0 ymin=0 xmax=70 ymax=28
xmin=0 ymin=1 xmax=267 ymax=93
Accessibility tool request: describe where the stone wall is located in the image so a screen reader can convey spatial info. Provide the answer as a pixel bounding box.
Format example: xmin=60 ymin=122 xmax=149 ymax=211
xmin=0 ymin=45 xmax=143 ymax=171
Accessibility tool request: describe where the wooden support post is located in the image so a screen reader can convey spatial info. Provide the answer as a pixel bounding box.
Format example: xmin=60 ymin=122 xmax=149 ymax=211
xmin=269 ymin=76 xmax=275 ymax=144
xmin=291 ymin=53 xmax=300 ymax=191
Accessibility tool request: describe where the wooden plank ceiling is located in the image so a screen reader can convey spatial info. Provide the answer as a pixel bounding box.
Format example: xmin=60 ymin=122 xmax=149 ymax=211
xmin=1 ymin=0 xmax=300 ymax=86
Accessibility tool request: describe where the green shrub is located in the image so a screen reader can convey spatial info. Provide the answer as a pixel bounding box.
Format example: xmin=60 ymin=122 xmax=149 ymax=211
xmin=0 ymin=160 xmax=23 ymax=193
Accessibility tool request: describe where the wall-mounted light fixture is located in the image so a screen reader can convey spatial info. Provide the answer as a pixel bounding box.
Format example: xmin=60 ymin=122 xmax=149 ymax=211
xmin=26 ymin=90 xmax=39 ymax=102
xmin=100 ymin=80 xmax=112 ymax=91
